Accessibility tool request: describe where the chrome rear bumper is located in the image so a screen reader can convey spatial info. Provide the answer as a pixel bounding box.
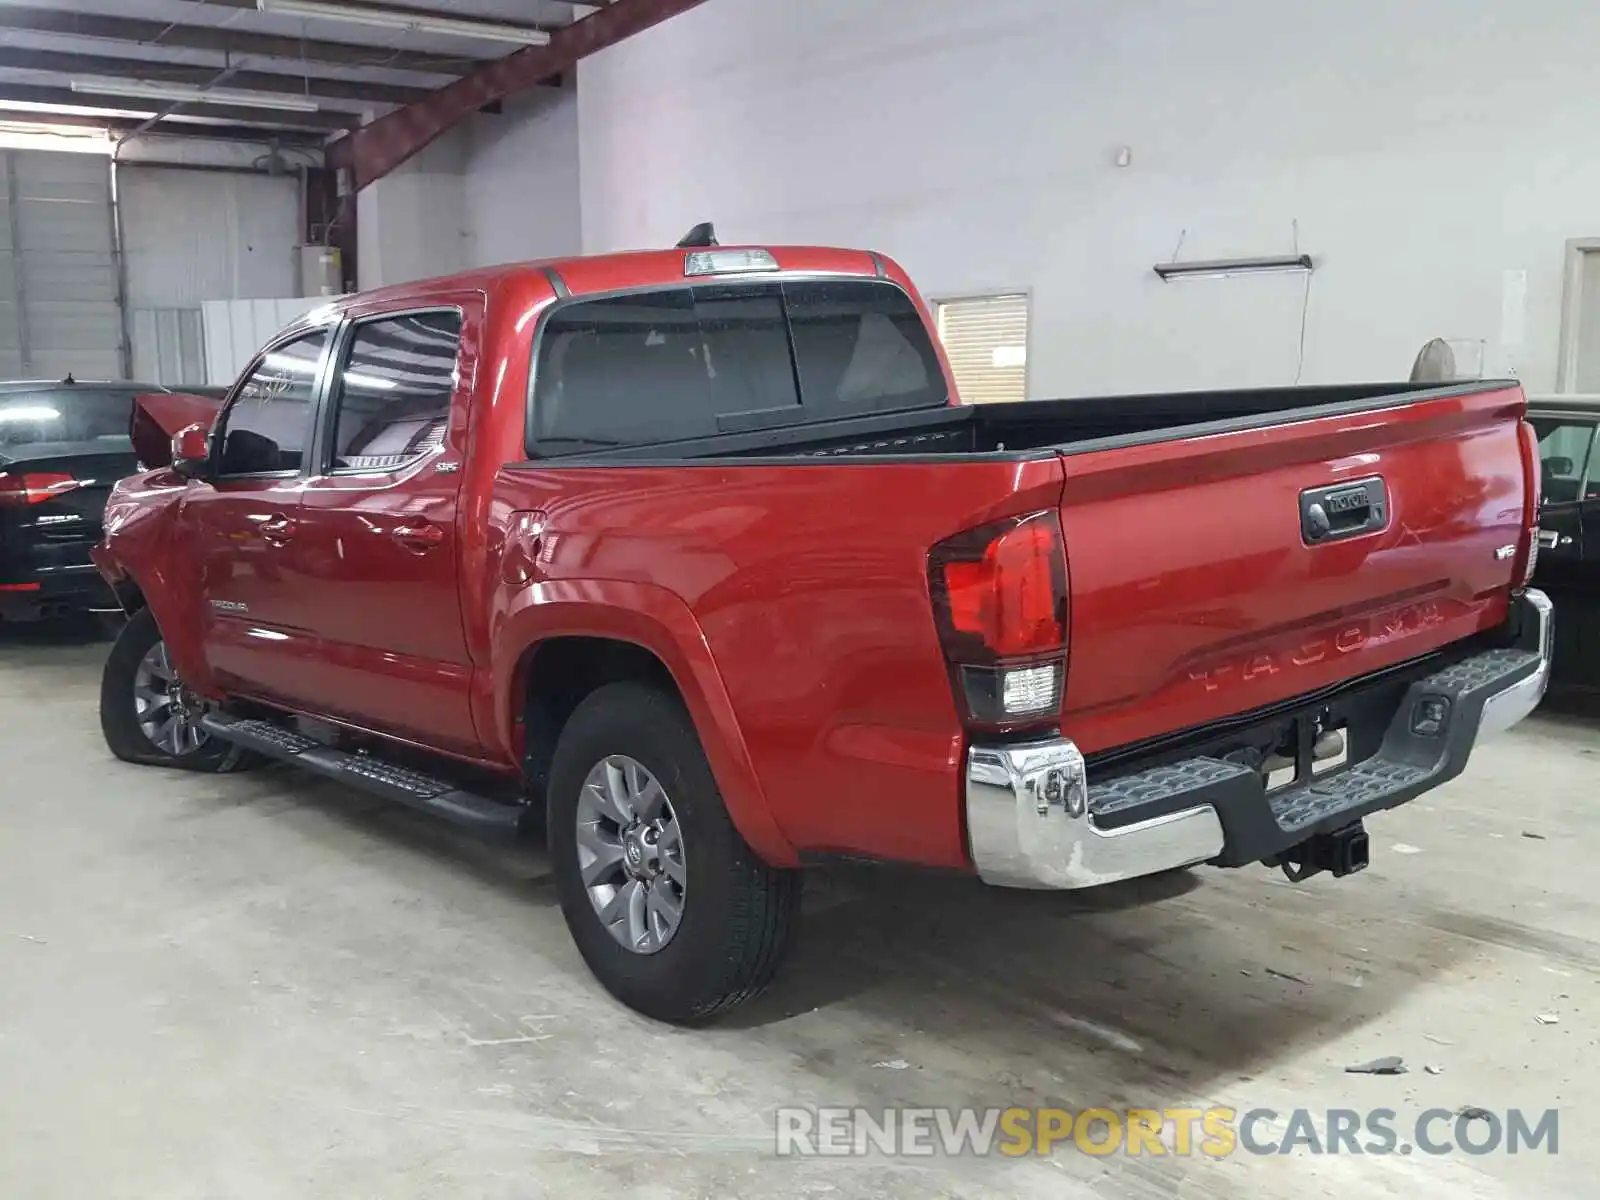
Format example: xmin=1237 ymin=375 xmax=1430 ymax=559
xmin=965 ymin=741 xmax=1225 ymax=889
xmin=1478 ymin=588 xmax=1553 ymax=735
xmin=966 ymin=589 xmax=1553 ymax=890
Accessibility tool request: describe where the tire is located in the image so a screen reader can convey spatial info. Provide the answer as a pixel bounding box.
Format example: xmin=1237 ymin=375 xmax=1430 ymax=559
xmin=547 ymin=682 xmax=800 ymax=1023
xmin=99 ymin=607 xmax=252 ymax=773
xmin=92 ymin=610 xmax=128 ymax=642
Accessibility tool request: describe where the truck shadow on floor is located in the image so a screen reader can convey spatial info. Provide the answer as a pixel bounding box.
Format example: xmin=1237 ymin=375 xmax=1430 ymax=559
xmin=0 ymin=613 xmax=115 ymax=647
xmin=733 ymin=860 xmax=1473 ymax=1088
xmin=222 ymin=765 xmax=1474 ymax=1102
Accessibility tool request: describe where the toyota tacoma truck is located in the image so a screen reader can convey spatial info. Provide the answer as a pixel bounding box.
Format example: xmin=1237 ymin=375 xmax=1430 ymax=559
xmin=92 ymin=237 xmax=1553 ymax=1023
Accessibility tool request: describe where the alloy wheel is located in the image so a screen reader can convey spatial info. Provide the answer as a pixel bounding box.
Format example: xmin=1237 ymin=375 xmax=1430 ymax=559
xmin=133 ymin=641 xmax=209 ymax=756
xmin=574 ymin=755 xmax=687 ymax=954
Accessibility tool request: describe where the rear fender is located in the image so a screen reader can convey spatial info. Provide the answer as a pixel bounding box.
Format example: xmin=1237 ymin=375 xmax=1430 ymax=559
xmin=487 ymin=578 xmax=798 ymax=867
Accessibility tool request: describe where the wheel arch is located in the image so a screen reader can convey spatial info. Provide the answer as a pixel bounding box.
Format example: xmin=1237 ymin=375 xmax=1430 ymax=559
xmin=491 ymin=582 xmax=798 ymax=867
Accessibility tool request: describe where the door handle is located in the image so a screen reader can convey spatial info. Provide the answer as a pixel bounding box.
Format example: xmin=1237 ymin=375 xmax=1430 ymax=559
xmin=259 ymin=515 xmax=297 ymax=544
xmin=1538 ymin=529 xmax=1571 ymax=549
xmin=391 ymin=521 xmax=445 ymax=552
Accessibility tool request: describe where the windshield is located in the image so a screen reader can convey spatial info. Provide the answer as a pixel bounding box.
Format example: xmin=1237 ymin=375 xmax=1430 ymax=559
xmin=0 ymin=388 xmax=136 ymax=450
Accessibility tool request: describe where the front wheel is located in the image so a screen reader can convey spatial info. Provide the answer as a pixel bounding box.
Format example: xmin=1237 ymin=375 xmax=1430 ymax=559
xmin=99 ymin=607 xmax=252 ymax=772
xmin=547 ymin=682 xmax=800 ymax=1023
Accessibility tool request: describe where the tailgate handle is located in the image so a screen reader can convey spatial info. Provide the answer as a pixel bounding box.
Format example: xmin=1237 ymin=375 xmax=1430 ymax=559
xmin=1300 ymin=477 xmax=1388 ymax=544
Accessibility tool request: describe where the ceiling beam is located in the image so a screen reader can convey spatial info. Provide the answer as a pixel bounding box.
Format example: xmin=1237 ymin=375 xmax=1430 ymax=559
xmin=0 ymin=47 xmax=431 ymax=106
xmin=330 ymin=0 xmax=710 ymax=189
xmin=0 ymin=5 xmax=484 ymax=75
xmin=207 ymin=0 xmax=558 ymax=36
xmin=0 ymin=107 xmax=325 ymax=148
xmin=0 ymin=84 xmax=358 ymax=132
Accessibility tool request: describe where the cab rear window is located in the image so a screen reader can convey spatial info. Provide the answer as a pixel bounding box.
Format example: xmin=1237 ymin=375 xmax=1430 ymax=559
xmin=531 ymin=279 xmax=945 ymax=454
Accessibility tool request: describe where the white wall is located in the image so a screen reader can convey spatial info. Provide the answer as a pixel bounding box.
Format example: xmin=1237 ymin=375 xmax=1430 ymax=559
xmin=577 ymin=0 xmax=1600 ymax=397
xmin=356 ymin=87 xmax=582 ymax=290
xmin=465 ymin=88 xmax=582 ymax=270
xmin=357 ymin=129 xmax=470 ymax=290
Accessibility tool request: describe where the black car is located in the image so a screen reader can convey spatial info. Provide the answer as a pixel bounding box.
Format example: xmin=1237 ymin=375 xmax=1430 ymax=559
xmin=1529 ymin=397 xmax=1600 ymax=688
xmin=0 ymin=378 xmax=198 ymax=624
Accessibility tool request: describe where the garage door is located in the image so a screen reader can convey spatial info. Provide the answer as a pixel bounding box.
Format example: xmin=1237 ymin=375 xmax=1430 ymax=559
xmin=119 ymin=165 xmax=300 ymax=386
xmin=0 ymin=150 xmax=123 ymax=381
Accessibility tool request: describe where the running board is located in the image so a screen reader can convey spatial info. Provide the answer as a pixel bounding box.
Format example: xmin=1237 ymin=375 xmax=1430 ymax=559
xmin=200 ymin=713 xmax=525 ymax=836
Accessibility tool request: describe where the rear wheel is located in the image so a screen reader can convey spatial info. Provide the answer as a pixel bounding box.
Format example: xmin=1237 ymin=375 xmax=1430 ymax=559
xmin=547 ymin=682 xmax=800 ymax=1023
xmin=99 ymin=607 xmax=252 ymax=772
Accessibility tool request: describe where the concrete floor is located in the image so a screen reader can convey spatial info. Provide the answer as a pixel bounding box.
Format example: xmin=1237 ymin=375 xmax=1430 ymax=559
xmin=2 ymin=624 xmax=1597 ymax=1199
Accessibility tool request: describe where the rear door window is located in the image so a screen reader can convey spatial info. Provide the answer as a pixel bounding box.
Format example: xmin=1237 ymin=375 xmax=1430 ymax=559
xmin=327 ymin=310 xmax=462 ymax=471
xmin=531 ymin=278 xmax=945 ymax=454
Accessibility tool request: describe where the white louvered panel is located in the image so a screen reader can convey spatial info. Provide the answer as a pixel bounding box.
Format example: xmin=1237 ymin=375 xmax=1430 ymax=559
xmin=935 ymin=294 xmax=1030 ymax=405
xmin=130 ymin=307 xmax=207 ymax=386
xmin=200 ymin=296 xmax=326 ymax=385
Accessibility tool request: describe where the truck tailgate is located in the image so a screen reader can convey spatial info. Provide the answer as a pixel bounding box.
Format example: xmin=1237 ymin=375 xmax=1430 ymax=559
xmin=1057 ymin=384 xmax=1528 ymax=755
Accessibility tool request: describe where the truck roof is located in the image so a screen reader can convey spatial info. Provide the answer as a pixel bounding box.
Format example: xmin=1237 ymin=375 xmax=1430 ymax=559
xmin=322 ymin=245 xmax=893 ymax=313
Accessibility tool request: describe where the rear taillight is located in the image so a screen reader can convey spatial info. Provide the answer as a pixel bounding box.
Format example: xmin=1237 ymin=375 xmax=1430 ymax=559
xmin=1514 ymin=419 xmax=1541 ymax=586
xmin=0 ymin=471 xmax=79 ymax=507
xmin=929 ymin=511 xmax=1068 ymax=730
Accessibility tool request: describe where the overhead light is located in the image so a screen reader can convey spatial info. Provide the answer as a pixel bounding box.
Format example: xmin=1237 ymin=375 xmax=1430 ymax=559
xmin=0 ymin=124 xmax=114 ymax=155
xmin=0 ymin=98 xmax=154 ymax=120
xmin=257 ymin=0 xmax=552 ymax=45
xmin=70 ymin=79 xmax=321 ymax=114
xmin=1153 ymin=254 xmax=1315 ymax=281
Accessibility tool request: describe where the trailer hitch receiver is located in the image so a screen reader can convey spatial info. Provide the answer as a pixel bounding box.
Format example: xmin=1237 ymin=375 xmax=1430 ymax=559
xmin=1279 ymin=822 xmax=1370 ymax=882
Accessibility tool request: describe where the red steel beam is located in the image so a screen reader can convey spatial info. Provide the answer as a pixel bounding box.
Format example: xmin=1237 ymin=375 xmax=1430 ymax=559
xmin=329 ymin=0 xmax=711 ymax=190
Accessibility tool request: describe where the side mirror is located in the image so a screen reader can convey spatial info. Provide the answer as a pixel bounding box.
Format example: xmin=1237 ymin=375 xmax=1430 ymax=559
xmin=170 ymin=423 xmax=212 ymax=480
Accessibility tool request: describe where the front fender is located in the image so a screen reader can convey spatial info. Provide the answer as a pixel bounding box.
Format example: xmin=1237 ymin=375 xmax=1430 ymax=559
xmin=96 ymin=474 xmax=218 ymax=695
xmin=486 ymin=578 xmax=799 ymax=868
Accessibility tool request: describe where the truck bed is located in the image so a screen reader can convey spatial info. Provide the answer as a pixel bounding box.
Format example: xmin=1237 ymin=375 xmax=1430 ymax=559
xmin=527 ymin=380 xmax=1508 ymax=464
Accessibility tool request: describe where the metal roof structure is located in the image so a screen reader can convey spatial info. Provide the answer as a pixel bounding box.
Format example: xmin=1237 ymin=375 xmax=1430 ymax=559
xmin=0 ymin=0 xmax=704 ymax=175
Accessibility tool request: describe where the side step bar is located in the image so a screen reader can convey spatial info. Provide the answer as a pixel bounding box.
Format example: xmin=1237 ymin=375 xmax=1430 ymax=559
xmin=200 ymin=713 xmax=525 ymax=836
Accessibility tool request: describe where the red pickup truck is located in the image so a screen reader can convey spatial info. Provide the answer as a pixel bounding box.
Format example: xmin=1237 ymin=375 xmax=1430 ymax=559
xmin=93 ymin=240 xmax=1553 ymax=1023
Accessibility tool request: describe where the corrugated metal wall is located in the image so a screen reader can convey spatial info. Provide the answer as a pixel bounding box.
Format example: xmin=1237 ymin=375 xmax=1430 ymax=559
xmin=0 ymin=150 xmax=122 ymax=380
xmin=119 ymin=165 xmax=301 ymax=387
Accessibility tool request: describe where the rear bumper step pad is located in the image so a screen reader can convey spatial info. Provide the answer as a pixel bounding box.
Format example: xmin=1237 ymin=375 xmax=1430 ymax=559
xmin=965 ymin=588 xmax=1553 ymax=889
xmin=200 ymin=714 xmax=525 ymax=835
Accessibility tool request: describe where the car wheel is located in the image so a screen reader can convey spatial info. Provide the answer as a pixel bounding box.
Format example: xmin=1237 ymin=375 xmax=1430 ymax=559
xmin=99 ymin=607 xmax=253 ymax=772
xmin=547 ymin=681 xmax=800 ymax=1023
